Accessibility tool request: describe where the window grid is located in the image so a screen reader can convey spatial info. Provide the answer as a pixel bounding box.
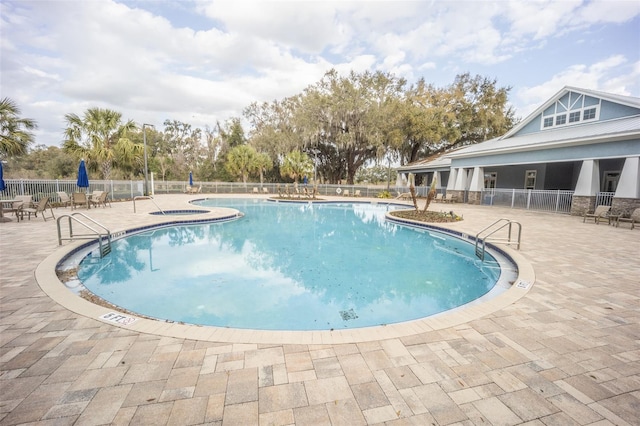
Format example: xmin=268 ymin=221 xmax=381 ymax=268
xmin=540 ymin=91 xmax=600 ymax=130
xmin=583 ymin=108 xmax=596 ymax=120
xmin=569 ymin=111 xmax=580 ymax=122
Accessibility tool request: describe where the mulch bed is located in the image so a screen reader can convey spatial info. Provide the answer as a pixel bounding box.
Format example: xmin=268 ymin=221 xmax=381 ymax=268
xmin=389 ymin=209 xmax=462 ymax=223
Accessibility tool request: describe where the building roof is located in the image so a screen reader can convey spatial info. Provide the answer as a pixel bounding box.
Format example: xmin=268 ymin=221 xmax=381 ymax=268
xmin=502 ymin=86 xmax=640 ymax=139
xmin=448 ymin=114 xmax=640 ymax=159
xmin=396 ymin=86 xmax=640 ymax=173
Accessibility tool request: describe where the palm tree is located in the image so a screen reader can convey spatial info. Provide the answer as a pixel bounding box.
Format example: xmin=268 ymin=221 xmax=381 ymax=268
xmin=62 ymin=108 xmax=138 ymax=179
xmin=280 ymin=150 xmax=313 ymax=183
xmin=0 ymin=97 xmax=37 ymax=157
xmin=225 ymin=145 xmax=260 ymax=184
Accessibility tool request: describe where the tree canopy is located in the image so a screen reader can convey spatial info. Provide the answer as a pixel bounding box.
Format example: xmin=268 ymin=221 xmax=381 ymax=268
xmin=6 ymin=70 xmax=517 ymax=183
xmin=0 ymin=97 xmax=37 ymax=158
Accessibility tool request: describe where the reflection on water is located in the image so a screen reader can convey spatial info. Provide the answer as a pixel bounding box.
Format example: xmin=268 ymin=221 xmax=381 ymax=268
xmin=77 ymin=200 xmax=502 ymax=330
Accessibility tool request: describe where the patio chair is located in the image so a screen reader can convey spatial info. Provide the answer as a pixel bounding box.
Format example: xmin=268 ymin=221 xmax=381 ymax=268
xmin=342 ymin=189 xmax=350 ymax=197
xmin=443 ymin=193 xmax=456 ymax=203
xmin=583 ymin=205 xmax=610 ymax=224
xmin=253 ymin=187 xmax=259 ymax=193
xmin=89 ymin=190 xmax=103 ymax=205
xmin=57 ymin=191 xmax=71 ymax=208
xmin=616 ymin=208 xmax=640 ymax=229
xmin=1 ymin=197 xmax=30 ymax=222
xmin=263 ymin=187 xmax=269 ymax=194
xmin=90 ymin=191 xmax=110 ymax=208
xmin=434 ymin=193 xmax=444 ymax=203
xmin=72 ymin=192 xmax=90 ymax=210
xmin=21 ymin=196 xmax=55 ymax=221
xmin=354 ymin=190 xmax=361 ymax=197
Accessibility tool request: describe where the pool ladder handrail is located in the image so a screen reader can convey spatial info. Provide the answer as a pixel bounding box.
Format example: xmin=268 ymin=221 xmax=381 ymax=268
xmin=56 ymin=212 xmax=113 ymax=258
xmin=133 ymin=195 xmax=165 ymax=214
xmin=475 ymin=218 xmax=522 ymax=261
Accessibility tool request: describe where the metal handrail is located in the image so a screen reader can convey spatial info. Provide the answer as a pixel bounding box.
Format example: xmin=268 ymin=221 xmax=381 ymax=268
xmin=133 ymin=195 xmax=164 ymax=214
xmin=56 ymin=212 xmax=112 ymax=257
xmin=475 ymin=218 xmax=522 ymax=261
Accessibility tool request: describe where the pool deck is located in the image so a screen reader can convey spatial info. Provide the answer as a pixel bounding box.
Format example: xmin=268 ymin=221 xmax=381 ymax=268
xmin=1 ymin=194 xmax=638 ymax=425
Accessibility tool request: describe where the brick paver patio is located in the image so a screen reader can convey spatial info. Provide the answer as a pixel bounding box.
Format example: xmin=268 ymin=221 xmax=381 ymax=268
xmin=1 ymin=194 xmax=638 ymax=425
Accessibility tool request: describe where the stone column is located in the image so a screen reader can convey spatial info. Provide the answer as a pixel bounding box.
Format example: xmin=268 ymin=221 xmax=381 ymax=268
xmin=613 ymin=156 xmax=640 ymax=213
xmin=570 ymin=160 xmax=599 ymax=216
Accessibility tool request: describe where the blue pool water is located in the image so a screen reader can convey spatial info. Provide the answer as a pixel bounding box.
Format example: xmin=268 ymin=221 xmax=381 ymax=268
xmin=76 ymin=199 xmax=510 ymax=330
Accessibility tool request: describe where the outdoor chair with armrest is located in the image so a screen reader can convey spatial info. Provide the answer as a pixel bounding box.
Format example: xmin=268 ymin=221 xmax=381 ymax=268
xmin=443 ymin=193 xmax=456 ymax=203
xmin=616 ymin=208 xmax=640 ymax=229
xmin=21 ymin=196 xmax=55 ymax=221
xmin=1 ymin=198 xmax=29 ymax=222
xmin=90 ymin=191 xmax=110 ymax=208
xmin=57 ymin=191 xmax=71 ymax=208
xmin=583 ymin=205 xmax=610 ymax=224
xmin=72 ymin=192 xmax=90 ymax=210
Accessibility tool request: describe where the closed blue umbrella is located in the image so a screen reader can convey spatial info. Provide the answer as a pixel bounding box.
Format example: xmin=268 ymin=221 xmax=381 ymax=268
xmin=0 ymin=161 xmax=5 ymax=192
xmin=77 ymin=160 xmax=89 ymax=189
xmin=189 ymin=171 xmax=193 ymax=186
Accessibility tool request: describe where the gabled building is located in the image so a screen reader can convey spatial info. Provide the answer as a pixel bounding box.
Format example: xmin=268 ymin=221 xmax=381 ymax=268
xmin=398 ymin=86 xmax=640 ymax=215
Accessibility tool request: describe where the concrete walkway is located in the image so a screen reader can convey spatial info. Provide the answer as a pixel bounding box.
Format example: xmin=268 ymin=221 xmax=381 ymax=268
xmin=1 ymin=194 xmax=638 ymax=425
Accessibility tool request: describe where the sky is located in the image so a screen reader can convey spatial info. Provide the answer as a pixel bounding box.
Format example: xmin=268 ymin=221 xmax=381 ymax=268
xmin=1 ymin=0 xmax=639 ymax=148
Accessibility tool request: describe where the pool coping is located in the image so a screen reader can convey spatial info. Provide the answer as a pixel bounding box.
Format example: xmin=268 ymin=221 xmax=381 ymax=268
xmin=35 ymin=202 xmax=536 ymax=344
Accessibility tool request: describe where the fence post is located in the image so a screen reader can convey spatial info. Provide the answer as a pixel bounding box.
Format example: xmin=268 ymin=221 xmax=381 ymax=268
xmin=511 ymin=189 xmax=515 ymax=208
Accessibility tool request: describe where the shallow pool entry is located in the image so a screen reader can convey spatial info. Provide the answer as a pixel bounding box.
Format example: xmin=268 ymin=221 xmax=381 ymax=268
xmin=72 ymin=199 xmax=516 ymax=330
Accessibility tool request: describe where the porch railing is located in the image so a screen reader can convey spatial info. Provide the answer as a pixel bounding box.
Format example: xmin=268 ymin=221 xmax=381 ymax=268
xmin=481 ymin=189 xmax=575 ymax=214
xmin=595 ymin=192 xmax=615 ymax=207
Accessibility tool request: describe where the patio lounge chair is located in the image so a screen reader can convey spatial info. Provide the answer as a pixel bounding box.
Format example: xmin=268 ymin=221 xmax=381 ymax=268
xmin=342 ymin=190 xmax=350 ymax=197
xmin=583 ymin=205 xmax=610 ymax=224
xmin=21 ymin=196 xmax=55 ymax=221
xmin=57 ymin=191 xmax=71 ymax=208
xmin=354 ymin=190 xmax=361 ymax=197
xmin=434 ymin=193 xmax=444 ymax=203
xmin=72 ymin=192 xmax=90 ymax=210
xmin=616 ymin=208 xmax=640 ymax=229
xmin=263 ymin=187 xmax=269 ymax=194
xmin=395 ymin=192 xmax=411 ymax=200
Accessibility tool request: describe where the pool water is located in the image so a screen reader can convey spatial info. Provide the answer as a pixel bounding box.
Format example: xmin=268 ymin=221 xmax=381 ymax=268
xmin=76 ymin=199 xmax=509 ymax=330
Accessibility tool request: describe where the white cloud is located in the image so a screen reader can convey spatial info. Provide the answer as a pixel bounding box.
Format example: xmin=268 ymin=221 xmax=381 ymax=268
xmin=515 ymin=55 xmax=637 ymax=118
xmin=1 ymin=0 xmax=638 ymax=146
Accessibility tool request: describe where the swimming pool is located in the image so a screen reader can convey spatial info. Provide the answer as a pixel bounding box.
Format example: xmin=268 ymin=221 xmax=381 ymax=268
xmin=69 ymin=199 xmax=516 ymax=331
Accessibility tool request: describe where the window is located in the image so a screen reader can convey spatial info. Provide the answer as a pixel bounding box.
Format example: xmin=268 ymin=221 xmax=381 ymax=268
xmin=484 ymin=172 xmax=497 ymax=189
xmin=525 ymin=170 xmax=536 ymax=189
xmin=540 ymin=91 xmax=600 ymax=129
xmin=583 ymin=108 xmax=596 ymax=120
xmin=569 ymin=111 xmax=581 ymax=122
